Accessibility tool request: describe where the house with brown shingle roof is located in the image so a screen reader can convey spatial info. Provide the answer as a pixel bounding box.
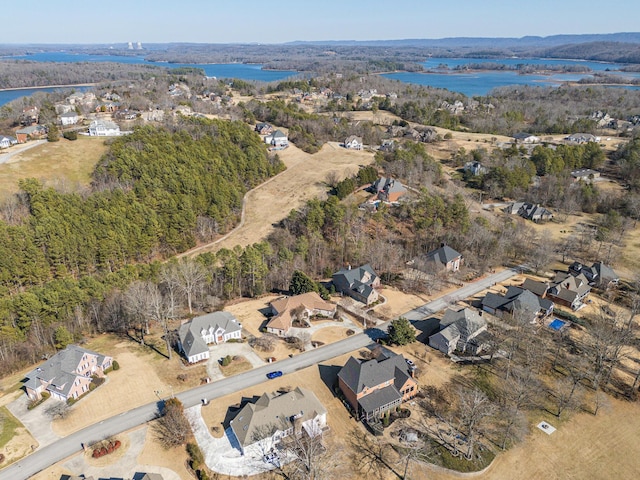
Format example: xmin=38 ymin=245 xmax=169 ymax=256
xmin=267 ymin=292 xmax=336 ymax=337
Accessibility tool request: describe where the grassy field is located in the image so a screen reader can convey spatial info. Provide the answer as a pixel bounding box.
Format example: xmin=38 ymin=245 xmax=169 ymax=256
xmin=0 ymin=136 xmax=108 ymax=201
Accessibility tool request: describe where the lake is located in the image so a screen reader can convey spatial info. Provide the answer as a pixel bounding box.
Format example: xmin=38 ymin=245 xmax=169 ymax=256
xmin=2 ymin=53 xmax=639 ymax=104
xmin=383 ymin=57 xmax=640 ymax=96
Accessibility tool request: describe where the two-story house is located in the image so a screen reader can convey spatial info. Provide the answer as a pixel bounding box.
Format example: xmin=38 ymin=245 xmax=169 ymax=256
xmin=229 ymin=387 xmax=327 ymax=456
xmin=23 ymin=345 xmax=113 ymax=402
xmin=338 ymin=351 xmax=417 ymax=421
xmin=178 ymin=312 xmax=242 ymax=363
xmin=332 ymin=264 xmax=380 ymax=305
xmin=267 ymin=292 xmax=336 ymax=337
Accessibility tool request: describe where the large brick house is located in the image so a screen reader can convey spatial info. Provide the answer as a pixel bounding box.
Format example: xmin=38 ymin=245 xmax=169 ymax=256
xmin=338 ymin=351 xmax=417 ymax=421
xmin=23 ymin=345 xmax=113 ymax=402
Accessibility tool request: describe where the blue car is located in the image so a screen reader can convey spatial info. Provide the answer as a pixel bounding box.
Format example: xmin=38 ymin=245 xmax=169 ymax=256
xmin=266 ymin=370 xmax=283 ymax=379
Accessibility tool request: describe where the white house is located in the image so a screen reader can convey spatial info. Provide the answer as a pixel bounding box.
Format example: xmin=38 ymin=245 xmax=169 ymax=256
xmin=264 ymin=130 xmax=288 ymax=147
xmin=177 ymin=312 xmax=242 ymax=363
xmin=0 ymin=136 xmax=17 ymax=149
xmin=59 ymin=111 xmax=79 ymax=126
xmin=88 ymin=120 xmax=120 ymax=136
xmin=229 ymin=387 xmax=327 ymax=456
xmin=344 ymin=135 xmax=363 ymax=150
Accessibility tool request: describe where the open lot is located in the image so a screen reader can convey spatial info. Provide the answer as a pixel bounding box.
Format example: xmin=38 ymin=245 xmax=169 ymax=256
xmin=0 ymin=136 xmax=108 ymax=201
xmin=183 ymin=140 xmax=375 ymax=255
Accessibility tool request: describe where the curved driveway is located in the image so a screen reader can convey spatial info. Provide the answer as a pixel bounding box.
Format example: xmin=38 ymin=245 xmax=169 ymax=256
xmin=0 ymin=267 xmax=516 ymax=480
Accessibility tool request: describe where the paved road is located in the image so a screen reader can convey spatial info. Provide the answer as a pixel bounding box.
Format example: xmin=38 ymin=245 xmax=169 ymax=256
xmin=0 ymin=267 xmax=518 ymax=480
xmin=0 ymin=140 xmax=46 ymax=164
xmin=402 ymin=268 xmax=519 ymax=320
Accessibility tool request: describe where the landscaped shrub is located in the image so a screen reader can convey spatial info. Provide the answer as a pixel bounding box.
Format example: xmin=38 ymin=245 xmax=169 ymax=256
xmin=63 ymin=131 xmax=78 ymax=140
xmin=112 ymin=360 xmax=120 ymax=371
xmin=221 ymin=355 xmax=231 ymax=367
xmin=0 ymin=453 xmax=5 ymax=463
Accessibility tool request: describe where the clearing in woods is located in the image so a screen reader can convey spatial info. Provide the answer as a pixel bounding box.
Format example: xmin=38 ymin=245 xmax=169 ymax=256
xmin=0 ymin=136 xmax=108 ymax=201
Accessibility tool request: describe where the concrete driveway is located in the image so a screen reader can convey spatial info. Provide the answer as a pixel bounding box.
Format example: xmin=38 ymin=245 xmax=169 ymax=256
xmin=206 ymin=342 xmax=267 ymax=380
xmin=62 ymin=426 xmax=180 ymax=480
xmin=6 ymin=395 xmax=61 ymax=448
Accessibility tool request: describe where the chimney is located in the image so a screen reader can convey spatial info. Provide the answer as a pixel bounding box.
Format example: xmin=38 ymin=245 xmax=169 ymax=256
xmin=347 ymin=264 xmax=351 ymax=270
xmin=441 ymin=242 xmax=446 ymax=248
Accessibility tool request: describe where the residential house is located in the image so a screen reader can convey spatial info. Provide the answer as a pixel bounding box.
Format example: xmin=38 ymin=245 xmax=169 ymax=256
xmin=140 ymin=474 xmax=164 ymax=480
xmin=547 ymin=272 xmax=591 ymax=310
xmin=522 ymin=278 xmax=550 ymax=298
xmin=0 ymin=136 xmax=17 ymax=148
xmin=265 ymin=130 xmax=288 ymax=147
xmin=413 ymin=243 xmax=463 ymax=273
xmin=429 ymin=308 xmax=490 ymax=355
xmin=565 ymin=133 xmax=600 ymax=144
xmin=503 ymin=202 xmax=553 ymax=222
xmin=568 ymin=261 xmax=599 ymax=283
xmin=267 ymin=292 xmax=336 ymax=337
xmin=512 ymin=132 xmax=540 ymax=144
xmin=571 ymin=168 xmax=600 ymax=182
xmin=95 ymin=102 xmax=120 ymax=113
xmin=59 ymin=111 xmax=79 ymax=126
xmin=464 ymin=161 xmax=487 ymax=176
xmin=229 ymin=387 xmax=327 ymax=455
xmin=20 ymin=106 xmax=39 ymax=126
xmin=255 ymin=122 xmax=273 ymax=135
xmin=88 ymin=120 xmax=120 ymax=136
xmin=593 ymin=261 xmax=619 ymax=288
xmin=66 ymin=92 xmax=97 ymax=106
xmin=370 ymin=177 xmax=407 ymax=203
xmin=23 ymin=345 xmax=113 ymax=402
xmin=332 ymin=264 xmax=380 ymax=305
xmin=15 ymin=125 xmax=47 ymax=143
xmin=55 ymin=103 xmax=76 ymax=115
xmin=379 ymin=139 xmax=395 ymax=152
xmin=177 ymin=312 xmax=242 ymax=363
xmin=482 ymin=286 xmax=554 ymax=322
xmin=344 ymin=135 xmax=363 ymax=150
xmin=337 ymin=351 xmax=417 ymax=421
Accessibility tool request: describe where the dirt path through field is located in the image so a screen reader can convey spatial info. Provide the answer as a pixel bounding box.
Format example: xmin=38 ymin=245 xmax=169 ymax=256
xmin=181 ymin=141 xmax=374 ymax=255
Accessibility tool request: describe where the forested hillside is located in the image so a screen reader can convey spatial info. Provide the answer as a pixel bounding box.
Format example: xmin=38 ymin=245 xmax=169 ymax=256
xmin=0 ymin=119 xmax=283 ymax=369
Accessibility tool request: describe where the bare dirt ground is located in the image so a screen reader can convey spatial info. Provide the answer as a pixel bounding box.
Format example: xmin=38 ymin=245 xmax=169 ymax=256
xmin=184 ymin=141 xmax=375 ymax=255
xmin=374 ymin=287 xmax=431 ymax=320
xmin=0 ymin=136 xmax=108 ymax=201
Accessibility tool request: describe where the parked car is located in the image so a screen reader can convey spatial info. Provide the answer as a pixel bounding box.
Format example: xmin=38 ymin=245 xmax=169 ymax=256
xmin=405 ymin=358 xmax=415 ymax=368
xmin=266 ymin=370 xmax=283 ymax=379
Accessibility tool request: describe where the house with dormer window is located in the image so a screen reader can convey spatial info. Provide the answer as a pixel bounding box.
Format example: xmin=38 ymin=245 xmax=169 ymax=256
xmin=23 ymin=345 xmax=112 ymax=402
xmin=177 ymin=312 xmax=242 ymax=363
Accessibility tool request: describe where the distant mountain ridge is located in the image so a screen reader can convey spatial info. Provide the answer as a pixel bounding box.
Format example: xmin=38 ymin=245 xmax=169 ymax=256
xmin=285 ymin=33 xmax=640 ymax=48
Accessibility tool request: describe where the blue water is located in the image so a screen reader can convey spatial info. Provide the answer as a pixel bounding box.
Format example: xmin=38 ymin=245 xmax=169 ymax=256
xmin=383 ymin=57 xmax=640 ymax=96
xmin=0 ymin=86 xmax=91 ymax=107
xmin=2 ymin=52 xmax=639 ymax=103
xmin=549 ymin=319 xmax=566 ymax=331
xmin=4 ymin=52 xmax=298 ymax=81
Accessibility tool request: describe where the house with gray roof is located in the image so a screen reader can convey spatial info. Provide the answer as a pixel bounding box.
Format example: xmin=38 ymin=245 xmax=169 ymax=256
xmin=59 ymin=111 xmax=79 ymax=126
xmin=332 ymin=264 xmax=380 ymax=305
xmin=512 ymin=132 xmax=540 ymax=144
xmin=337 ymin=351 xmax=417 ymax=421
xmin=593 ymin=261 xmax=619 ymax=288
xmin=23 ymin=345 xmax=112 ymax=402
xmin=565 ymin=133 xmax=600 ymax=144
xmin=178 ymin=312 xmax=242 ymax=363
xmin=0 ymin=135 xmax=17 ymax=149
xmin=428 ymin=308 xmax=489 ymax=355
xmin=229 ymin=387 xmax=327 ymax=455
xmin=344 ymin=135 xmax=363 ymax=150
xmin=571 ymin=168 xmax=600 ymax=182
xmin=411 ymin=243 xmax=463 ymax=273
xmin=482 ymin=286 xmax=553 ymax=322
xmin=265 ymin=129 xmax=288 ymax=147
xmin=503 ymin=202 xmax=553 ymax=222
xmin=370 ymin=177 xmax=407 ymax=203
xmin=547 ymin=272 xmax=591 ymax=310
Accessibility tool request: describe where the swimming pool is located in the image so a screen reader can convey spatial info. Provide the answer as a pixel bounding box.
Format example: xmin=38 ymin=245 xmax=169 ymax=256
xmin=549 ymin=319 xmax=566 ymax=331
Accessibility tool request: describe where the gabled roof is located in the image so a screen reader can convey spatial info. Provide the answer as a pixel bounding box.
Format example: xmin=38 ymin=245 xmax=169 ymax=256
xmin=338 ymin=351 xmax=412 ymax=395
xmin=268 ymin=292 xmax=336 ymax=332
xmin=425 ymin=244 xmax=462 ymax=266
xmin=24 ymin=345 xmax=109 ymax=397
xmin=593 ymin=262 xmax=618 ymax=283
xmin=230 ymin=387 xmax=326 ymax=447
xmin=482 ymin=287 xmax=552 ymax=315
xmin=272 ymin=130 xmax=287 ymax=138
xmin=371 ymin=177 xmax=407 ymax=196
xmin=60 ymin=111 xmax=79 ymax=118
xmin=178 ymin=312 xmax=242 ymax=358
xmin=345 ymin=135 xmax=362 ymax=144
xmin=549 ymin=272 xmax=590 ymax=303
xmin=440 ymin=307 xmax=487 ymax=341
xmin=140 ymin=474 xmax=164 ymax=480
xmin=522 ymin=278 xmax=549 ymax=297
xmin=333 ymin=264 xmax=378 ymax=292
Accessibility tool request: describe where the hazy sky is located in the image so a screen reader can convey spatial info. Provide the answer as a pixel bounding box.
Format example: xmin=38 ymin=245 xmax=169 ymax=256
xmin=3 ymin=0 xmax=639 ymax=44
